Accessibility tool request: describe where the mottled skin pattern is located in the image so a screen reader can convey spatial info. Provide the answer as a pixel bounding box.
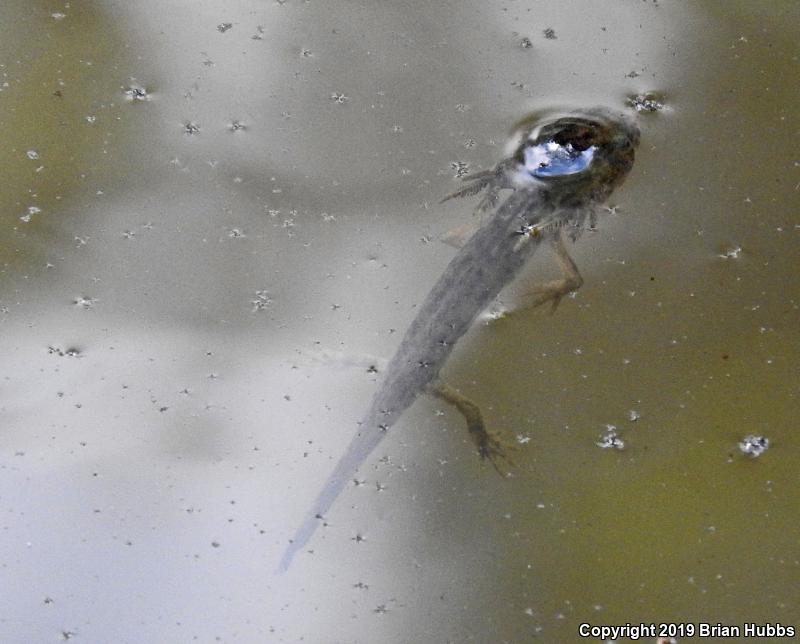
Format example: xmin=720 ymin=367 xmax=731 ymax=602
xmin=278 ymin=108 xmax=639 ymax=571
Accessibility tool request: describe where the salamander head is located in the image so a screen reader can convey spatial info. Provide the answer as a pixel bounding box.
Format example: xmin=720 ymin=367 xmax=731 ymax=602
xmin=509 ymin=108 xmax=639 ymax=195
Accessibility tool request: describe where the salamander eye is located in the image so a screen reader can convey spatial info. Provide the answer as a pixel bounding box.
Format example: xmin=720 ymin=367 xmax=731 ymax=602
xmin=522 ymin=139 xmax=596 ymax=177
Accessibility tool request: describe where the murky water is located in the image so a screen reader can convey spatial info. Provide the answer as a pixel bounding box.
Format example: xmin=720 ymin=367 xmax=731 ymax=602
xmin=1 ymin=1 xmax=797 ymax=642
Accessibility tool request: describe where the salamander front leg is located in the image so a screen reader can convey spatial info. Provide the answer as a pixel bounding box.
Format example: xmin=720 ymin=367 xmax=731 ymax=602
xmin=428 ymin=381 xmax=514 ymax=475
xmin=525 ymin=229 xmax=584 ymax=313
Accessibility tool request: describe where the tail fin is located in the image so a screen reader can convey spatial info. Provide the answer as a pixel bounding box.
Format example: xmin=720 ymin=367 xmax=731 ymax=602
xmin=276 ymin=421 xmax=387 ymax=572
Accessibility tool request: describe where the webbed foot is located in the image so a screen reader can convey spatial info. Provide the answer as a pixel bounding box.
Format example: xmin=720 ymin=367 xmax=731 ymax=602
xmin=474 ymin=424 xmax=517 ymax=476
xmin=428 ymin=381 xmax=515 ymax=475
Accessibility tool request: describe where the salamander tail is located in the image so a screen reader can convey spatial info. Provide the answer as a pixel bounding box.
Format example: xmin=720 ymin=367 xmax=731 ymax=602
xmin=276 ymin=419 xmax=388 ymax=572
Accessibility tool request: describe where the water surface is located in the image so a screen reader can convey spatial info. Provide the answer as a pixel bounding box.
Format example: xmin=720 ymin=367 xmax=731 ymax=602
xmin=1 ymin=1 xmax=798 ymax=641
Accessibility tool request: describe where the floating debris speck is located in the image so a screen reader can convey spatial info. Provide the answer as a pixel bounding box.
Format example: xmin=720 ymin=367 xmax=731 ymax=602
xmin=124 ymin=85 xmax=150 ymax=102
xmin=251 ymin=290 xmax=273 ymax=312
xmin=627 ymin=92 xmax=666 ymax=113
xmin=519 ymin=37 xmax=533 ymax=49
xmin=543 ymin=28 xmax=557 ymax=40
xmin=217 ymin=23 xmax=233 ymax=33
xmin=48 ymin=346 xmax=82 ymax=358
xmin=719 ymin=244 xmax=742 ymax=259
xmin=73 ymin=296 xmax=97 ymax=310
xmin=738 ymin=434 xmax=769 ymax=458
xmin=450 ymin=161 xmax=469 ymax=178
xmin=596 ymin=425 xmax=625 ymax=450
xmin=20 ymin=206 xmax=41 ymax=223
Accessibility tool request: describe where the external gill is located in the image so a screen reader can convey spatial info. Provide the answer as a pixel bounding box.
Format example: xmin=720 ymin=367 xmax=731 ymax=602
xmin=440 ymin=160 xmax=517 ymax=213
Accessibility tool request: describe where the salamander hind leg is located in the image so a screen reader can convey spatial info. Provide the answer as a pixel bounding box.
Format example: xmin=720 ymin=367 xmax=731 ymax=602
xmin=428 ymin=381 xmax=515 ymax=475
